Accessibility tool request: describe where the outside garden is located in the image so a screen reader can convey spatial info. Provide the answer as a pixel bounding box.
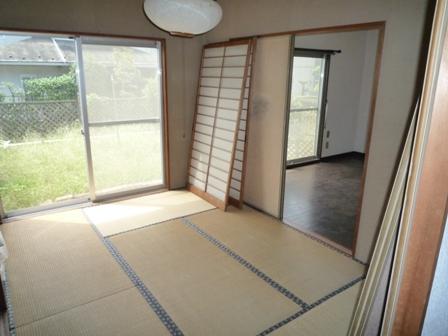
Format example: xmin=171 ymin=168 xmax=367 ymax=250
xmin=0 ymin=44 xmax=163 ymax=213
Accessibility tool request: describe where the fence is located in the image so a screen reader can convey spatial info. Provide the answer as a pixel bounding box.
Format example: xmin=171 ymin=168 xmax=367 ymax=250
xmin=287 ymin=108 xmax=318 ymax=161
xmin=0 ymin=100 xmax=80 ymax=142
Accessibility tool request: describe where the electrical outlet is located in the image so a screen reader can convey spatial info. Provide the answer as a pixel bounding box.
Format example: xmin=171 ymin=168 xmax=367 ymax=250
xmin=326 ymin=130 xmax=330 ymax=138
xmin=325 ymin=141 xmax=329 ymax=149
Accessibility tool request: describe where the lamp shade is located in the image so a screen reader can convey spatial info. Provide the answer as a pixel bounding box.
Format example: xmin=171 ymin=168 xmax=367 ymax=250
xmin=143 ymin=0 xmax=223 ymax=37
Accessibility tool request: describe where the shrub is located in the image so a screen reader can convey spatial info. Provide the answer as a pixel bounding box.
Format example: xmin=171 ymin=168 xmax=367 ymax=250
xmin=23 ymin=67 xmax=77 ymax=101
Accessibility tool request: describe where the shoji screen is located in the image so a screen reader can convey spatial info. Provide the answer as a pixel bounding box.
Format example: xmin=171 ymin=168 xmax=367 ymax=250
xmin=188 ymin=40 xmax=255 ymax=210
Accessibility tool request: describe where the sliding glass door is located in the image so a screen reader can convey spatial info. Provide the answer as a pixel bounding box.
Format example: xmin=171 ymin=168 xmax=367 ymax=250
xmin=0 ymin=32 xmax=166 ymax=217
xmin=79 ymin=39 xmax=165 ymax=199
xmin=0 ymin=33 xmax=89 ymax=214
xmin=287 ymin=50 xmax=329 ymax=165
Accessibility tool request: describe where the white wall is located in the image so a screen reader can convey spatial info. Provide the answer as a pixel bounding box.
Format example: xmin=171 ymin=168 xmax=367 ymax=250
xmin=205 ymin=0 xmax=429 ymax=262
xmin=295 ymin=30 xmax=378 ymax=156
xmin=0 ymin=0 xmax=204 ymax=189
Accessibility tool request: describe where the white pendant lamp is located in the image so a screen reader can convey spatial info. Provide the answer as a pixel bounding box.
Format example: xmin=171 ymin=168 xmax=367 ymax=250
xmin=143 ymin=0 xmax=222 ymax=37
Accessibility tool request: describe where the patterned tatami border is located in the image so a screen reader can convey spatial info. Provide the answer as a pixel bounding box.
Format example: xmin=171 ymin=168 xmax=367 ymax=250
xmin=83 ymin=210 xmax=184 ymax=336
xmin=257 ymin=275 xmax=365 ymax=335
xmin=3 ymin=271 xmax=17 ymax=336
xmin=3 ymin=207 xmax=364 ymax=336
xmin=181 ymin=217 xmax=309 ymax=309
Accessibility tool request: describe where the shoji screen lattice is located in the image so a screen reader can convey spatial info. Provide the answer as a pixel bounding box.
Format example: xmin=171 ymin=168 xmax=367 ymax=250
xmin=188 ymin=39 xmax=255 ymax=210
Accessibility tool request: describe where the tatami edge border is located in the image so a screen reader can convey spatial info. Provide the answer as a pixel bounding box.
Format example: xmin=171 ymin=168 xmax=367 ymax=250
xmin=103 ymin=207 xmax=217 ymax=238
xmin=257 ymin=275 xmax=365 ymax=335
xmin=2 ymin=271 xmax=17 ymax=336
xmin=181 ymin=217 xmax=309 ymax=309
xmin=282 ymin=221 xmax=368 ymax=266
xmin=83 ymin=210 xmax=184 ymax=336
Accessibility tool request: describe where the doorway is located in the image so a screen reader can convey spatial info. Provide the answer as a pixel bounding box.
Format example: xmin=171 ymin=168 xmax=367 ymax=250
xmin=0 ymin=31 xmax=167 ymax=218
xmin=287 ymin=49 xmax=330 ymax=166
xmin=282 ymin=29 xmax=381 ymax=253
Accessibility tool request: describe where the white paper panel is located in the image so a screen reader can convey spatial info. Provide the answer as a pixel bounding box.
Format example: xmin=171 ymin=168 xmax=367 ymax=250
xmin=221 ymin=78 xmax=244 ymax=89
xmin=233 ymin=160 xmax=243 ymax=171
xmin=229 ymin=188 xmax=240 ymax=200
xmin=202 ymin=67 xmax=222 ymax=77
xmin=200 ymin=86 xmax=219 ymax=97
xmin=213 ymin=137 xmax=233 ymax=152
xmin=238 ymin=130 xmax=245 ymax=141
xmin=195 ymin=124 xmax=213 ymax=136
xmin=212 ymin=147 xmax=232 ymax=162
xmin=224 ymin=56 xmax=246 ymax=67
xmin=190 ymin=167 xmax=207 ymax=182
xmin=206 ymin=184 xmax=226 ymax=201
xmin=222 ymin=67 xmax=245 ymax=77
xmin=220 ymin=88 xmax=241 ymax=99
xmin=203 ymin=57 xmax=223 ymax=67
xmin=201 ymin=77 xmax=220 ymax=87
xmin=207 ymin=176 xmax=227 ymax=193
xmin=198 ymin=105 xmax=216 ymax=117
xmin=198 ymin=96 xmax=218 ymax=107
xmin=192 ymin=150 xmax=209 ymax=164
xmin=232 ymin=169 xmax=242 ymax=181
xmin=210 ymin=156 xmax=231 ymax=172
xmin=217 ymin=108 xmax=239 ymax=121
xmin=193 ymin=141 xmax=210 ymax=154
xmin=236 ymin=140 xmax=245 ymax=151
xmin=189 ymin=176 xmax=205 ymax=190
xmin=191 ymin=158 xmax=208 ymax=173
xmin=196 ymin=114 xmax=215 ymax=126
xmin=204 ymin=47 xmax=224 ymax=57
xmin=218 ymin=98 xmax=240 ymax=110
xmin=216 ymin=118 xmax=237 ymax=131
xmin=194 ymin=132 xmax=212 ymax=145
xmin=240 ymin=120 xmax=247 ymax=131
xmin=214 ymin=128 xmax=234 ymax=141
xmin=209 ymin=166 xmax=229 ymax=183
xmin=231 ymin=179 xmax=241 ymax=190
xmin=190 ymin=41 xmax=253 ymax=207
xmin=235 ymin=150 xmax=244 ymax=161
xmin=225 ymin=44 xmax=248 ymax=56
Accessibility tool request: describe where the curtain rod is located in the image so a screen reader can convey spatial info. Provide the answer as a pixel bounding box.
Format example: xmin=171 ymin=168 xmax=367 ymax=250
xmin=295 ymin=47 xmax=341 ymax=55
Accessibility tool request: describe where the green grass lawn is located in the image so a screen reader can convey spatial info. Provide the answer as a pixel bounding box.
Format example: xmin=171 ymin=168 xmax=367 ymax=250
xmin=0 ymin=123 xmax=163 ymax=213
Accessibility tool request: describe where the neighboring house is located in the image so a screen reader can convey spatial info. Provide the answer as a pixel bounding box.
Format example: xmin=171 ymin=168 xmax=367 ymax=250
xmin=0 ymin=35 xmax=75 ymax=97
xmin=0 ymin=35 xmax=159 ymax=99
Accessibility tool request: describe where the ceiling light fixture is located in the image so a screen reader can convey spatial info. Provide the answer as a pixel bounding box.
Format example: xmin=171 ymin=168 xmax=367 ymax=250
xmin=143 ymin=0 xmax=223 ymax=38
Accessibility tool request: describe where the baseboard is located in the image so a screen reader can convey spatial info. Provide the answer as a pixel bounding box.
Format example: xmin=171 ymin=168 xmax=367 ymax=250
xmin=321 ymin=151 xmax=365 ymax=161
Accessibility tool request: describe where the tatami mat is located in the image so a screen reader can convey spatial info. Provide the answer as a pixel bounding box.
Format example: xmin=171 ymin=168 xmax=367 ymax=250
xmin=188 ymin=206 xmax=365 ymax=303
xmin=84 ymin=190 xmax=215 ymax=237
xmin=110 ymin=219 xmax=301 ymax=336
xmin=15 ymin=288 xmax=170 ymax=336
xmin=1 ymin=210 xmax=133 ymax=327
xmin=271 ymin=282 xmax=363 ymax=335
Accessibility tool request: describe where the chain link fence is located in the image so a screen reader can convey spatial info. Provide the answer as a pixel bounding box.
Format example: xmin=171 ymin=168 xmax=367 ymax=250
xmin=287 ymin=109 xmax=318 ymax=161
xmin=0 ymin=100 xmax=80 ymax=142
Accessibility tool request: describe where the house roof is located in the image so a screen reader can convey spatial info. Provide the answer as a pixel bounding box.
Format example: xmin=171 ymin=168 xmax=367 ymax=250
xmin=0 ymin=35 xmax=159 ymax=68
xmin=0 ymin=35 xmax=76 ymax=64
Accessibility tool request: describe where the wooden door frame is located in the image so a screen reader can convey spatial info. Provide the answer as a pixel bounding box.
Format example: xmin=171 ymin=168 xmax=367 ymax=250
xmin=237 ymin=21 xmax=385 ymax=255
xmin=389 ymin=1 xmax=448 ymax=332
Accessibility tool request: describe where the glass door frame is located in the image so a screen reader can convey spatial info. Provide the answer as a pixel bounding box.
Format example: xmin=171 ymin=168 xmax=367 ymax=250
xmin=0 ymin=30 xmax=169 ymax=220
xmin=76 ymin=36 xmax=168 ymax=203
xmin=286 ymin=48 xmax=331 ymax=167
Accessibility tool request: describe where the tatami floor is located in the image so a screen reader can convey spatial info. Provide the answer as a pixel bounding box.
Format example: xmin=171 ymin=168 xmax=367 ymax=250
xmin=1 ymin=191 xmax=365 ymax=335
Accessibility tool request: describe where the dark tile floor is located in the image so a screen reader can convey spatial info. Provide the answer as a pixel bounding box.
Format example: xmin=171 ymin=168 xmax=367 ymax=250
xmin=282 ymin=155 xmax=364 ymax=250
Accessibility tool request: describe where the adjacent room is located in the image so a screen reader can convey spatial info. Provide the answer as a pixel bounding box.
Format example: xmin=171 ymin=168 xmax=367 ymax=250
xmin=283 ymin=29 xmax=378 ymax=252
xmin=0 ymin=0 xmax=445 ymax=335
